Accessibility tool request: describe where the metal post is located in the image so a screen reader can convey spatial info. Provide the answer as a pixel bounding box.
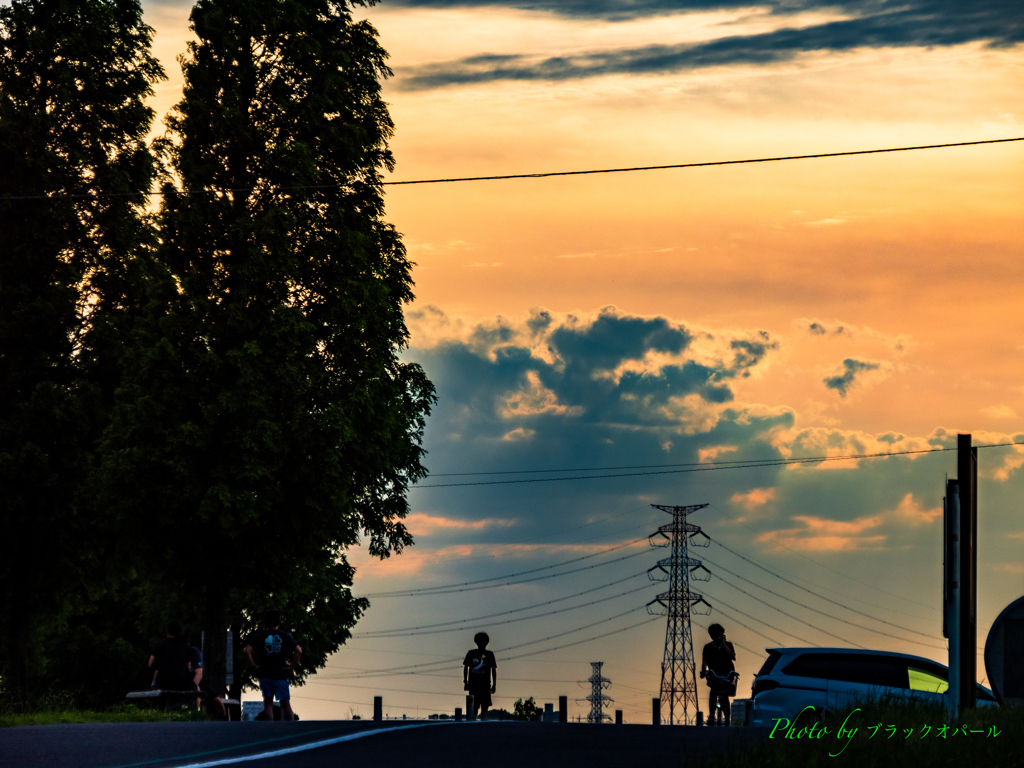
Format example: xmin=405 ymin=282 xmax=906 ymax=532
xmin=466 ymin=695 xmax=475 ymax=720
xmin=615 ymin=710 xmax=622 ymax=725
xmin=455 ymin=707 xmax=462 ymax=722
xmin=225 ymin=629 xmax=233 ymax=686
xmin=945 ymin=480 xmax=961 ymax=717
xmin=958 ymin=434 xmax=977 ymax=709
xmin=652 ymin=698 xmax=660 ymax=725
xmin=373 ymin=696 xmax=382 ymax=722
xmin=559 ymin=695 xmax=567 ymax=723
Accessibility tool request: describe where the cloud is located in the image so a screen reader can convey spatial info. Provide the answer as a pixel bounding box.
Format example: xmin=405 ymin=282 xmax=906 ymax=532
xmin=699 ymin=444 xmax=738 ymax=462
xmin=410 ymin=306 xmax=781 ymax=440
xmin=731 ymin=487 xmax=776 ymax=509
xmin=404 ymin=513 xmax=517 ymax=533
xmin=502 ymin=427 xmax=537 ymax=441
xmin=798 ymin=319 xmax=911 ymax=351
xmin=759 ymin=513 xmax=887 ymax=551
xmin=395 ymin=1 xmax=1024 ymax=90
xmin=981 ymin=405 xmax=1018 ymax=419
xmin=889 ymin=493 xmax=942 ymax=526
xmin=823 ymin=358 xmax=881 ymax=398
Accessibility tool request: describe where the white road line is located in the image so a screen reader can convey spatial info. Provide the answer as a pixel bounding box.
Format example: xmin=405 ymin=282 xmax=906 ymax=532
xmin=175 ymin=722 xmax=450 ymax=767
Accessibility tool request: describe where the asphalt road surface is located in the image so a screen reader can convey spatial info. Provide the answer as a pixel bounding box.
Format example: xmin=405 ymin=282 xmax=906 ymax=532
xmin=1 ymin=720 xmax=769 ymax=768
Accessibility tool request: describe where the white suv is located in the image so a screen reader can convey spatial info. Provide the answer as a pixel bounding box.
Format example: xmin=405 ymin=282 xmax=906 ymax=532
xmin=750 ymin=647 xmax=997 ymax=727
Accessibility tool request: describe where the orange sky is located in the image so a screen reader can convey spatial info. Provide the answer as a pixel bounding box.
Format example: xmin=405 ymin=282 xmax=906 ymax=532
xmin=144 ymin=0 xmax=1023 ymax=724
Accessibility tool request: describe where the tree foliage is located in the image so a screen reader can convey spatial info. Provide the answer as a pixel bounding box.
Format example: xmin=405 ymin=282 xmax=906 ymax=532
xmin=96 ymin=0 xmax=434 ymax=695
xmin=0 ymin=0 xmax=163 ymax=708
xmin=512 ymin=697 xmax=543 ymax=721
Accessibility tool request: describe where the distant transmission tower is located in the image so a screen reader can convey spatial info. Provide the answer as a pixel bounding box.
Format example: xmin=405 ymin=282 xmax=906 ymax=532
xmin=576 ymin=661 xmax=613 ymax=723
xmin=646 ymin=503 xmax=713 ymax=725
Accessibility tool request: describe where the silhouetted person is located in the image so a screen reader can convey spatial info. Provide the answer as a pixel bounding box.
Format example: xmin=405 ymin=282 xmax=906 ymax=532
xmin=148 ymin=620 xmax=195 ymax=692
xmin=700 ymin=623 xmax=736 ymax=726
xmin=244 ymin=609 xmax=302 ymax=722
xmin=188 ymin=644 xmax=227 ymax=720
xmin=463 ymin=632 xmax=497 ymax=719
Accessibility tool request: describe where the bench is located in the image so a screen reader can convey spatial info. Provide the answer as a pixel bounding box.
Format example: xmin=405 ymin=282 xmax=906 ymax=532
xmin=125 ymin=690 xmax=241 ymax=720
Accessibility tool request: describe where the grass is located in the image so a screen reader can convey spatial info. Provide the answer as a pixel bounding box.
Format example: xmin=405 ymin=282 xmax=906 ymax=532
xmin=0 ymin=701 xmax=209 ymax=727
xmin=700 ymin=698 xmax=1024 ymax=767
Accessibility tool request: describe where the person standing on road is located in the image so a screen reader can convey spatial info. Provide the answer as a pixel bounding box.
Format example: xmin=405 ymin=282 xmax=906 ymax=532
xmin=463 ymin=632 xmax=497 ymax=720
xmin=700 ymin=623 xmax=737 ymax=726
xmin=243 ymin=609 xmax=302 ymax=721
xmin=148 ymin=620 xmax=195 ymax=692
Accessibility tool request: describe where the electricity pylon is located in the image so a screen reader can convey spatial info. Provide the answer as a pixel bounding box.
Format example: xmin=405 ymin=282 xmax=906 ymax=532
xmin=646 ymin=503 xmax=712 ymax=725
xmin=576 ymin=662 xmax=613 ymax=723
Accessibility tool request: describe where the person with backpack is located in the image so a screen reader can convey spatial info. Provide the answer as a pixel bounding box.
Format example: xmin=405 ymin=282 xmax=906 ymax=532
xmin=243 ymin=609 xmax=302 ymax=721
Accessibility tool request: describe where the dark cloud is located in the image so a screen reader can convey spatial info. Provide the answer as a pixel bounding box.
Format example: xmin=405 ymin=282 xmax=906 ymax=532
xmin=823 ymin=358 xmax=880 ymax=398
xmin=381 ymin=0 xmax=771 ymax=22
xmin=806 ymin=321 xmax=847 ymax=336
xmin=396 ymin=0 xmax=1023 ymax=90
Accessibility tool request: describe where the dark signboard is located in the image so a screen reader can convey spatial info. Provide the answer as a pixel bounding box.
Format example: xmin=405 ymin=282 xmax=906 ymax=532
xmin=984 ymin=595 xmax=1024 ymax=706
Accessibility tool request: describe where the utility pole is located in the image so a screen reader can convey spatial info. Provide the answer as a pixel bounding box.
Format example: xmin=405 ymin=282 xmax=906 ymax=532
xmin=646 ymin=503 xmax=712 ymax=725
xmin=577 ymin=662 xmax=613 ymax=723
xmin=943 ymin=433 xmax=978 ymax=715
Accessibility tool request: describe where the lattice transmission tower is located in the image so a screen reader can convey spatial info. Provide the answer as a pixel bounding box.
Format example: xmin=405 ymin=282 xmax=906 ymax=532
xmin=646 ymin=503 xmax=713 ymax=725
xmin=576 ymin=661 xmax=613 ymax=723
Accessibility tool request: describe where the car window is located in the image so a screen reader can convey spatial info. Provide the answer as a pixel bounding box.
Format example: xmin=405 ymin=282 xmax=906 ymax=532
xmin=908 ymin=666 xmax=948 ymax=693
xmin=756 ymin=651 xmax=782 ymax=677
xmin=902 ymin=660 xmax=995 ymax=701
xmin=782 ymin=653 xmax=831 ymax=679
xmin=826 ymin=654 xmax=908 ymax=688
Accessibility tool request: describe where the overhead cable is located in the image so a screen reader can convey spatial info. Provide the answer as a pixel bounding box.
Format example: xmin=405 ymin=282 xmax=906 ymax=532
xmin=359 ymin=570 xmax=646 ymax=635
xmin=384 ymin=138 xmax=1024 ymax=186
xmin=8 ymin=139 xmax=1021 ymax=201
xmin=711 ymin=539 xmax=936 ymax=621
xmin=708 ymin=503 xmax=940 ymax=611
xmin=703 ymin=555 xmax=943 ymax=645
xmin=357 ymin=582 xmax=652 ymax=638
xmin=364 ymin=541 xmax=646 ymax=597
xmin=414 ymin=442 xmax=1021 ymax=488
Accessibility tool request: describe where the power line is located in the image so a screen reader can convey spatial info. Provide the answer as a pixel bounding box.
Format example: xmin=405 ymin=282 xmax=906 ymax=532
xmin=425 ymin=441 xmax=1018 ymax=478
xmin=359 ymin=571 xmax=646 ymax=635
xmin=332 ymin=606 xmax=651 ymax=679
xmin=708 ymin=503 xmax=940 ymax=611
xmin=364 ymin=541 xmax=647 ymax=597
xmin=383 ymin=137 xmax=1024 ymax=185
xmin=702 ymin=554 xmax=943 ymax=645
xmin=356 ymin=582 xmax=652 ymax=638
xmin=413 ymin=442 xmax=1020 ymax=488
xmin=711 ymin=539 xmax=936 ymax=621
xmin=7 ymin=138 xmax=1021 ymax=201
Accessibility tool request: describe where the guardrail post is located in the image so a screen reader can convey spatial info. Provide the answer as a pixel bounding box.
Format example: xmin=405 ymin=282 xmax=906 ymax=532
xmin=373 ymin=696 xmax=382 ymax=722
xmin=652 ymin=698 xmax=660 ymax=725
xmin=466 ymin=695 xmax=475 ymax=720
xmin=615 ymin=710 xmax=622 ymax=724
xmin=455 ymin=707 xmax=462 ymax=722
xmin=559 ymin=696 xmax=567 ymax=723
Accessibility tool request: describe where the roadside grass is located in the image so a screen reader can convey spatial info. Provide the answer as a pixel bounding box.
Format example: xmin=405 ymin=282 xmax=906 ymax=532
xmin=0 ymin=701 xmax=208 ymax=727
xmin=703 ymin=698 xmax=1023 ymax=767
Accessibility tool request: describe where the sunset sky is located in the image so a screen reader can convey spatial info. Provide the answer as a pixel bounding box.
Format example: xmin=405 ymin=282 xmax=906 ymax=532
xmin=142 ymin=0 xmax=1022 ymax=723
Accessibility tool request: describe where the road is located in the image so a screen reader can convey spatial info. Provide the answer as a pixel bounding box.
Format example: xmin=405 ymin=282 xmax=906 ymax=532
xmin=1 ymin=720 xmax=768 ymax=768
